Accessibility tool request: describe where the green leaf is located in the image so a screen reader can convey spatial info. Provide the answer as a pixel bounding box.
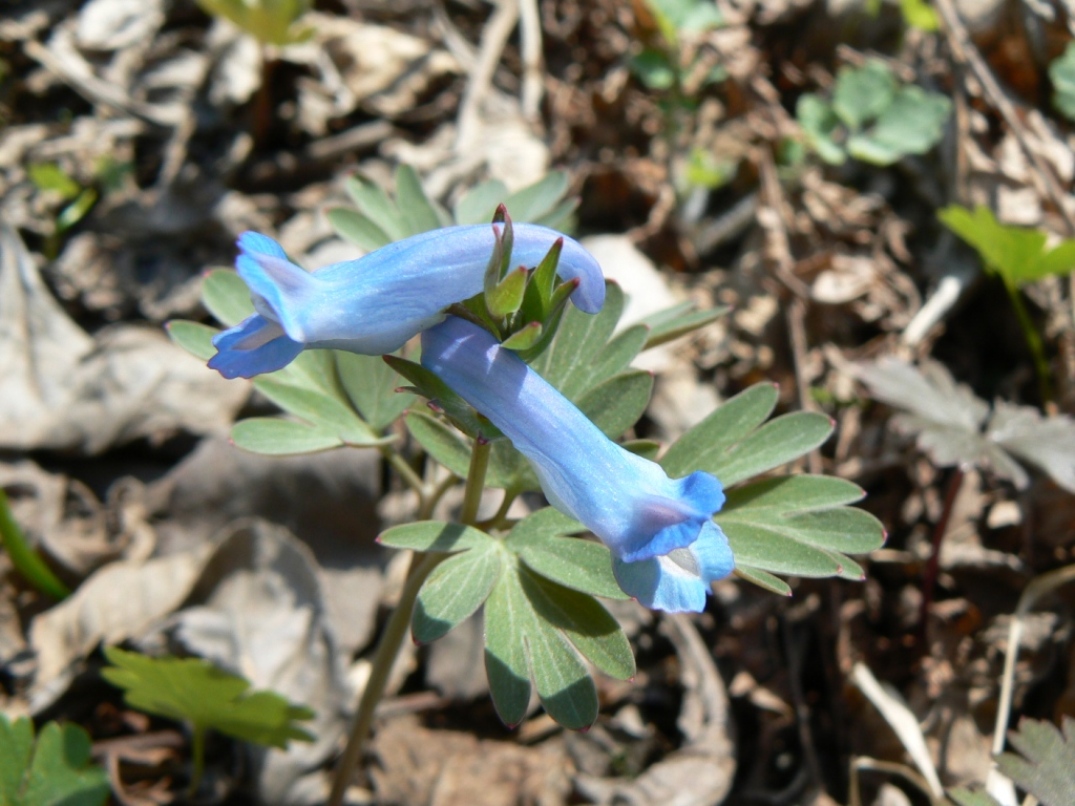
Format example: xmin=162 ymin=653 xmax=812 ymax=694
xmin=833 ymin=60 xmax=897 ymax=129
xmin=899 ymin=0 xmax=939 ymax=31
xmin=166 ymin=320 xmax=219 ymax=362
xmin=1049 ymin=42 xmax=1075 ymax=121
xmin=661 ymin=382 xmax=779 ymax=477
xmin=797 ymin=94 xmax=846 ymax=165
xmin=231 ymin=418 xmax=344 ymax=455
xmin=413 ymin=543 xmax=503 ymax=643
xmin=395 ymin=164 xmax=446 ymax=234
xmin=28 ymin=163 xmax=81 ymax=199
xmin=335 ymin=352 xmax=414 ymax=432
xmin=252 ymin=376 xmax=385 ymax=446
xmin=195 ymin=0 xmax=312 ymax=45
xmin=102 ymin=647 xmax=314 ymax=749
xmin=631 ymin=49 xmax=677 ymax=90
xmin=326 ymin=207 xmax=392 ymax=252
xmin=947 ymin=789 xmax=1002 ymax=806
xmin=378 ymin=520 xmax=493 ymax=553
xmin=0 ymin=489 xmax=71 ymax=601
xmin=939 ymin=204 xmax=1075 ymax=286
xmin=484 ymin=559 xmax=599 ymax=729
xmin=202 ymin=268 xmax=255 ymax=327
xmin=848 ymin=85 xmax=950 ymax=165
xmin=995 ymin=716 xmax=1075 ymax=806
xmin=454 ymin=179 xmax=510 ymax=225
xmin=1 ymin=715 xmax=110 ymax=806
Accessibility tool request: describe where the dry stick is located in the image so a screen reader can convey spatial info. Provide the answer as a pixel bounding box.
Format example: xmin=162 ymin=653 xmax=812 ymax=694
xmin=786 ymin=297 xmax=823 ymax=475
xmin=455 ymin=0 xmax=520 ymax=152
xmin=518 ymin=0 xmax=544 ymax=120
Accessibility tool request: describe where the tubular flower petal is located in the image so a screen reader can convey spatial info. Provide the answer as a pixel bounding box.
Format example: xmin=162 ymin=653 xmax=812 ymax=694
xmin=208 ymin=224 xmax=605 ymax=379
xmin=420 ymin=316 xmax=734 ymax=612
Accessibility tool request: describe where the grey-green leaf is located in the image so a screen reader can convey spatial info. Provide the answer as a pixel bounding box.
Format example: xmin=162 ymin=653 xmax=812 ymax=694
xmin=519 ymin=567 xmax=635 ymax=679
xmin=661 ymin=382 xmax=779 ymax=477
xmin=413 ymin=544 xmax=503 ymax=643
xmin=454 ymin=179 xmax=510 ymax=225
xmin=326 ymin=207 xmax=392 ymax=252
xmin=202 ymin=268 xmax=255 ymax=327
xmin=231 ymin=418 xmax=344 ymax=455
xmin=576 ymin=370 xmax=653 ymax=439
xmin=378 ymin=521 xmax=494 ymax=553
xmin=336 ymin=352 xmax=414 ymax=432
xmin=735 ymin=566 xmax=792 ymax=596
xmin=253 ymin=376 xmax=384 ymax=445
xmin=395 ymin=164 xmax=446 ymax=234
xmin=719 ymin=521 xmax=843 ymax=577
xmin=503 ymin=172 xmax=570 ymax=222
xmin=513 ymin=536 xmax=629 ymax=600
xmin=704 ymin=411 xmax=833 ymax=487
xmin=405 ymin=411 xmax=470 ymax=478
xmin=167 ymin=320 xmax=218 ymax=361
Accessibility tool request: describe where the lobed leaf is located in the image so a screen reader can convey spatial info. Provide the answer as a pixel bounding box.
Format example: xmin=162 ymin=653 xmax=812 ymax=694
xmin=336 ymin=353 xmax=414 ymax=432
xmin=996 ymin=716 xmax=1075 ymax=806
xmin=252 ymin=377 xmax=385 ymax=446
xmin=102 ymin=647 xmax=314 ymax=749
xmin=413 ymin=544 xmax=503 ymax=643
xmin=484 ymin=559 xmax=599 ymax=730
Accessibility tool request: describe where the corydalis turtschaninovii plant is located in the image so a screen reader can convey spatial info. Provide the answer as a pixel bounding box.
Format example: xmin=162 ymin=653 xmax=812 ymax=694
xmin=421 ymin=315 xmax=735 ymax=612
xmin=208 ymin=224 xmax=605 ymax=379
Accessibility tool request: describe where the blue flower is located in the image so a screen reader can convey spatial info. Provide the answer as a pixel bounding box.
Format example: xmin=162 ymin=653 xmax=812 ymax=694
xmin=420 ymin=316 xmax=734 ymax=612
xmin=208 ymin=225 xmax=605 ymax=379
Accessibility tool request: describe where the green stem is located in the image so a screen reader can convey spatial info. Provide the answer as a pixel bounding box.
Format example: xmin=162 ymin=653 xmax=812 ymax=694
xmin=459 ymin=439 xmax=491 ymax=526
xmin=477 ymin=489 xmax=518 ymax=531
xmin=0 ymin=489 xmax=70 ymax=600
xmin=417 ymin=474 xmax=459 ymax=522
xmin=379 ymin=446 xmax=425 ymax=495
xmin=187 ymin=725 xmax=206 ymax=798
xmin=1006 ymin=282 xmax=1053 ymax=405
xmin=326 ymin=552 xmax=442 ymax=806
xmin=327 ymin=439 xmax=492 ymax=805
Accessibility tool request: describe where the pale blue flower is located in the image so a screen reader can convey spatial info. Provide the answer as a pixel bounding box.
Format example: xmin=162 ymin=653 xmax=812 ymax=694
xmin=209 ymin=225 xmax=605 ymax=379
xmin=420 ymin=316 xmax=734 ymax=612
